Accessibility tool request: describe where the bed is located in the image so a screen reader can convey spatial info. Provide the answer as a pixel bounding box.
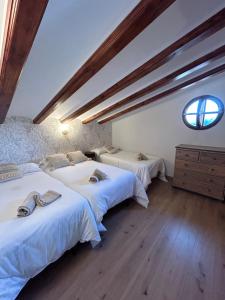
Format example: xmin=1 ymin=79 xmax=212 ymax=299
xmin=45 ymin=160 xmax=149 ymax=225
xmin=95 ymin=150 xmax=167 ymax=189
xmin=0 ymin=170 xmax=100 ymax=300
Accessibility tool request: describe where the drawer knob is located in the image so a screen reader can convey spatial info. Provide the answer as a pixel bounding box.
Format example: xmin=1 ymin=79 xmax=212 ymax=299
xmin=211 ymin=168 xmax=215 ymax=172
xmin=185 ymin=154 xmax=189 ymax=157
xmin=209 ymin=179 xmax=214 ymax=183
xmin=184 ymin=163 xmax=189 ymax=167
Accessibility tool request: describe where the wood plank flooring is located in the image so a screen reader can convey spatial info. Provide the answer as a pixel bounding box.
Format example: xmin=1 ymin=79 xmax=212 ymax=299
xmin=18 ymin=179 xmax=225 ymax=300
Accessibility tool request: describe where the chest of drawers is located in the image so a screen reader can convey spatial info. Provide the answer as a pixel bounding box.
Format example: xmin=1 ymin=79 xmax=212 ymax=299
xmin=173 ymin=144 xmax=225 ymax=201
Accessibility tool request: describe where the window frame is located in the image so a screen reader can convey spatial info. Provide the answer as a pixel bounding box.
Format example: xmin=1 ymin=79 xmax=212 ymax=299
xmin=182 ymin=95 xmax=224 ymax=130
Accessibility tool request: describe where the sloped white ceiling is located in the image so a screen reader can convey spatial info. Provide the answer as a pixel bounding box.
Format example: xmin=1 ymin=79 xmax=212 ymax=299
xmin=7 ymin=0 xmax=139 ymax=118
xmin=7 ymin=0 xmax=225 ymax=123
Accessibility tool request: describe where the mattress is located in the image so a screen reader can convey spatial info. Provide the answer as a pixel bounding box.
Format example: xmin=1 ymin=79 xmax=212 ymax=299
xmin=98 ymin=150 xmax=167 ymax=189
xmin=46 ymin=160 xmax=149 ymax=224
xmin=0 ymin=171 xmax=100 ymax=300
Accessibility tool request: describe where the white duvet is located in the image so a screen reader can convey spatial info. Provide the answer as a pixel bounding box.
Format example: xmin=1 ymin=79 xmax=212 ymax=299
xmin=0 ymin=171 xmax=100 ymax=300
xmin=46 ymin=161 xmax=149 ymax=224
xmin=98 ymin=150 xmax=167 ymax=189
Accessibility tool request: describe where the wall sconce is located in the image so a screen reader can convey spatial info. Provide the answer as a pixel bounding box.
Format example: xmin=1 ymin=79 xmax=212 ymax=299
xmin=60 ymin=123 xmax=70 ymax=135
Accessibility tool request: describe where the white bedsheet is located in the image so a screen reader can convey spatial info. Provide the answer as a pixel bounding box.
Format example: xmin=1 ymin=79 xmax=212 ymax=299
xmin=98 ymin=151 xmax=167 ymax=189
xmin=0 ymin=171 xmax=100 ymax=300
xmin=46 ymin=161 xmax=149 ymax=224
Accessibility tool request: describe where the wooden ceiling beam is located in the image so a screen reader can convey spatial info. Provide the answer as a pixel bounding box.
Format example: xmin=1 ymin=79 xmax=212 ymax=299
xmin=0 ymin=0 xmax=49 ymax=123
xmin=33 ymin=0 xmax=175 ymax=124
xmin=83 ymin=45 xmax=225 ymax=123
xmin=99 ymin=63 xmax=225 ymax=124
xmin=62 ymin=8 xmax=225 ymax=123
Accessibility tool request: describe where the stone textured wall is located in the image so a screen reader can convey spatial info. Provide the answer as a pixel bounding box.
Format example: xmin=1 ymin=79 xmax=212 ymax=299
xmin=0 ymin=117 xmax=112 ymax=164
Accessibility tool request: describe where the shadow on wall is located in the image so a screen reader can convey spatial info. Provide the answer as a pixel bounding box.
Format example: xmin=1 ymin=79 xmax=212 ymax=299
xmin=0 ymin=117 xmax=112 ymax=164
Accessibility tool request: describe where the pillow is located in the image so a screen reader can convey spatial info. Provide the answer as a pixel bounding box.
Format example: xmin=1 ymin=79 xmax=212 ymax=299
xmin=0 ymin=170 xmax=22 ymax=183
xmin=67 ymin=151 xmax=89 ymax=164
xmin=0 ymin=163 xmax=18 ymax=173
xmin=19 ymin=163 xmax=41 ymax=175
xmin=137 ymin=153 xmax=149 ymax=161
xmin=45 ymin=153 xmax=71 ymax=170
xmin=109 ymin=148 xmax=120 ymax=154
xmin=103 ymin=145 xmax=120 ymax=154
xmin=92 ymin=147 xmax=107 ymax=156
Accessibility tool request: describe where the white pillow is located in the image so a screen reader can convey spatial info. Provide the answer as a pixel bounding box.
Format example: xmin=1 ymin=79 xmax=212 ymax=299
xmin=92 ymin=147 xmax=107 ymax=156
xmin=103 ymin=145 xmax=120 ymax=154
xmin=40 ymin=153 xmax=71 ymax=171
xmin=19 ymin=163 xmax=41 ymax=175
xmin=0 ymin=163 xmax=18 ymax=173
xmin=67 ymin=151 xmax=89 ymax=164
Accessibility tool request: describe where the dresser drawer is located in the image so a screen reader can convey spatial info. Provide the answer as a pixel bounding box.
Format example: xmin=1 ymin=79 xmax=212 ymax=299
xmin=174 ymin=169 xmax=225 ymax=187
xmin=176 ymin=149 xmax=199 ymax=161
xmin=175 ymin=159 xmax=225 ymax=177
xmin=199 ymin=151 xmax=225 ymax=166
xmin=173 ymin=178 xmax=224 ymax=200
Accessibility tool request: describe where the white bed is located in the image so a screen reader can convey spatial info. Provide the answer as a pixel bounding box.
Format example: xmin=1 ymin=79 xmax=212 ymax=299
xmin=45 ymin=160 xmax=149 ymax=224
xmin=96 ymin=150 xmax=167 ymax=189
xmin=0 ymin=170 xmax=100 ymax=300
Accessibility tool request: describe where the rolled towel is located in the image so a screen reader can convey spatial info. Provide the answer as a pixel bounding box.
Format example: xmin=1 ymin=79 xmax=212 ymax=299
xmin=35 ymin=190 xmax=62 ymax=207
xmin=89 ymin=169 xmax=108 ymax=183
xmin=137 ymin=153 xmax=148 ymax=161
xmin=17 ymin=191 xmax=39 ymax=217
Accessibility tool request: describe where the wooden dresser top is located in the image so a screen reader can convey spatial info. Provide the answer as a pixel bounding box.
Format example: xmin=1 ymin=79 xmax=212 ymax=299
xmin=176 ymin=144 xmax=225 ymax=153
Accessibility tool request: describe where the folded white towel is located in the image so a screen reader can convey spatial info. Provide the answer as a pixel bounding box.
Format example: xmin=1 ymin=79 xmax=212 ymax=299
xmin=17 ymin=191 xmax=39 ymax=217
xmin=35 ymin=190 xmax=62 ymax=207
xmin=89 ymin=169 xmax=108 ymax=183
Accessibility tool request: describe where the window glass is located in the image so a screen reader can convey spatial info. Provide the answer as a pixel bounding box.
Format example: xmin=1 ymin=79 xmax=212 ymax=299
xmin=186 ymin=100 xmax=199 ymax=114
xmin=203 ymin=113 xmax=218 ymax=126
xmin=185 ymin=115 xmax=197 ymax=127
xmin=205 ymin=99 xmax=218 ymax=112
xmin=182 ymin=95 xmax=224 ymax=130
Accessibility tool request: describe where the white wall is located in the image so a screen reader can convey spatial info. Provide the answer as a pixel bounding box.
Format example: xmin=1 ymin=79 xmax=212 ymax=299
xmin=0 ymin=117 xmax=111 ymax=164
xmin=112 ymin=75 xmax=225 ymax=176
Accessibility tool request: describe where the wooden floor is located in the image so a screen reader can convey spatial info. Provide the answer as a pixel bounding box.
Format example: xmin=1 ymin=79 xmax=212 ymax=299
xmin=18 ymin=179 xmax=225 ymax=300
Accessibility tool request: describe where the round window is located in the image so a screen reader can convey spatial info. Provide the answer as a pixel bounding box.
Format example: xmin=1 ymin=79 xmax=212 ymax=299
xmin=182 ymin=95 xmax=224 ymax=130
